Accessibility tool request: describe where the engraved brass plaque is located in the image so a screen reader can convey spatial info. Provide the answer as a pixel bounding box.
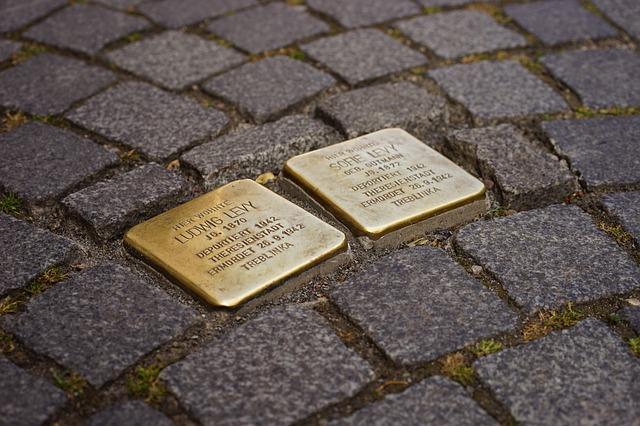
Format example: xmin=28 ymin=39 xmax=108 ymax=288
xmin=283 ymin=128 xmax=486 ymax=239
xmin=124 ymin=179 xmax=347 ymax=307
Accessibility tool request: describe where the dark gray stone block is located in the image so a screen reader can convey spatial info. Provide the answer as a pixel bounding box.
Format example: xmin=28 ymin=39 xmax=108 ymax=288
xmin=307 ymin=0 xmax=419 ymax=28
xmin=0 ymin=357 xmax=67 ymax=426
xmin=24 ymin=4 xmax=150 ymax=55
xmin=542 ymin=116 xmax=640 ymax=189
xmin=0 ymin=53 xmax=115 ymax=115
xmin=447 ymin=124 xmax=576 ymax=209
xmin=162 ymin=305 xmax=373 ymax=426
xmin=395 ymin=11 xmax=526 ymax=59
xmin=87 ymin=401 xmax=173 ymax=426
xmin=456 ymin=205 xmax=640 ymax=313
xmin=63 ymin=163 xmax=187 ymax=239
xmin=505 ymin=0 xmax=617 ymax=45
xmin=106 ymin=30 xmax=244 ymax=90
xmin=0 ymin=213 xmax=77 ymax=295
xmin=182 ymin=115 xmax=341 ymax=188
xmin=332 ymin=376 xmax=497 ymax=426
xmin=139 ymin=0 xmax=256 ymax=29
xmin=621 ymin=306 xmax=640 ymax=333
xmin=429 ymin=60 xmax=567 ymax=119
xmin=0 ymin=0 xmax=66 ymax=32
xmin=204 ymin=56 xmax=334 ymax=123
xmin=331 ymin=247 xmax=517 ymax=365
xmin=592 ymin=0 xmax=640 ymax=40
xmin=601 ymin=191 xmax=640 ymax=241
xmin=317 ymin=82 xmax=447 ymax=142
xmin=207 ymin=3 xmax=328 ymax=54
xmin=541 ymin=49 xmax=640 ymax=109
xmin=302 ymin=29 xmax=425 ymax=85
xmin=0 ymin=122 xmax=118 ymax=202
xmin=3 ymin=264 xmax=197 ymax=387
xmin=475 ymin=319 xmax=640 ymax=425
xmin=67 ymin=82 xmax=228 ymax=160
xmin=0 ymin=39 xmax=20 ymax=62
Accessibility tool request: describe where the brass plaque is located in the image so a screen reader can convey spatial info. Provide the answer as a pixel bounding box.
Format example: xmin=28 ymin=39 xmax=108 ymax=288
xmin=124 ymin=179 xmax=347 ymax=307
xmin=283 ymin=129 xmax=485 ymax=239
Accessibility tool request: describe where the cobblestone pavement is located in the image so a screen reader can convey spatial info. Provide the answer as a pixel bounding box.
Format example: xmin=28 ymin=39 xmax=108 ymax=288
xmin=1 ymin=0 xmax=639 ymax=425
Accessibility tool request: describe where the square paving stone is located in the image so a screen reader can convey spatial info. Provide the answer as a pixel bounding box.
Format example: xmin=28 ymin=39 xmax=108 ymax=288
xmin=505 ymin=0 xmax=617 ymax=45
xmin=0 ymin=122 xmax=118 ymax=202
xmin=24 ymin=4 xmax=150 ymax=55
xmin=542 ymin=116 xmax=640 ymax=189
xmin=139 ymin=0 xmax=256 ymax=29
xmin=0 ymin=213 xmax=77 ymax=295
xmin=302 ymin=29 xmax=426 ymax=86
xmin=601 ymin=191 xmax=640 ymax=242
xmin=307 ymin=0 xmax=419 ymax=28
xmin=63 ymin=163 xmax=187 ymax=239
xmin=0 ymin=53 xmax=115 ymax=115
xmin=330 ymin=247 xmax=518 ymax=365
xmin=2 ymin=263 xmax=197 ymax=387
xmin=447 ymin=124 xmax=576 ymax=210
xmin=541 ymin=49 xmax=640 ymax=109
xmin=428 ymin=60 xmax=567 ymax=119
xmin=475 ymin=319 xmax=640 ymax=425
xmin=87 ymin=401 xmax=172 ymax=426
xmin=456 ymin=204 xmax=640 ymax=313
xmin=182 ymin=115 xmax=341 ymax=188
xmin=161 ymin=305 xmax=374 ymax=425
xmin=621 ymin=305 xmax=640 ymax=333
xmin=0 ymin=0 xmax=66 ymax=32
xmin=0 ymin=357 xmax=68 ymax=426
xmin=204 ymin=56 xmax=334 ymax=123
xmin=0 ymin=39 xmax=20 ymax=62
xmin=317 ymin=81 xmax=447 ymax=141
xmin=106 ymin=31 xmax=244 ymax=90
xmin=592 ymin=0 xmax=640 ymax=40
xmin=67 ymin=81 xmax=228 ymax=159
xmin=332 ymin=376 xmax=497 ymax=426
xmin=207 ymin=3 xmax=328 ymax=54
xmin=395 ymin=11 xmax=526 ymax=60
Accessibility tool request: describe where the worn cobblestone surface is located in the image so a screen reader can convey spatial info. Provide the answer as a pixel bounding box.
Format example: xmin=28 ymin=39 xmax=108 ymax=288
xmin=1 ymin=0 xmax=640 ymax=424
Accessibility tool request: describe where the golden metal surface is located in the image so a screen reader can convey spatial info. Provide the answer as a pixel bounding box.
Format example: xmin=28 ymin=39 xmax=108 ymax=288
xmin=283 ymin=128 xmax=486 ymax=239
xmin=124 ymin=179 xmax=347 ymax=307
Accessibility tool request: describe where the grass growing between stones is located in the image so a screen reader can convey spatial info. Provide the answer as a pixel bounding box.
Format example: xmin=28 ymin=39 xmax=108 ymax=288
xmin=440 ymin=353 xmax=474 ymax=385
xmin=1 ymin=111 xmax=28 ymax=132
xmin=24 ymin=267 xmax=68 ymax=296
xmin=597 ymin=222 xmax=634 ymax=247
xmin=575 ymin=106 xmax=640 ymax=118
xmin=0 ymin=330 xmax=15 ymax=354
xmin=522 ymin=304 xmax=585 ymax=341
xmin=127 ymin=364 xmax=167 ymax=403
xmin=422 ymin=6 xmax=442 ymax=15
xmin=629 ymin=337 xmax=640 ymax=356
xmin=0 ymin=193 xmax=22 ymax=217
xmin=52 ymin=369 xmax=87 ymax=398
xmin=471 ymin=339 xmax=503 ymax=357
xmin=12 ymin=44 xmax=48 ymax=64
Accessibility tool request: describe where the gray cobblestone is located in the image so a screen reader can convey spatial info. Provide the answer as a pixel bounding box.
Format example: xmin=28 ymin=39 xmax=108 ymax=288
xmin=332 ymin=376 xmax=497 ymax=426
xmin=182 ymin=115 xmax=341 ymax=188
xmin=0 ymin=213 xmax=77 ymax=295
xmin=106 ymin=31 xmax=244 ymax=90
xmin=87 ymin=401 xmax=173 ymax=426
xmin=63 ymin=163 xmax=187 ymax=239
xmin=67 ymin=81 xmax=228 ymax=160
xmin=0 ymin=40 xmax=20 ymax=62
xmin=307 ymin=0 xmax=419 ymax=29
xmin=24 ymin=4 xmax=150 ymax=55
xmin=395 ymin=11 xmax=526 ymax=59
xmin=2 ymin=264 xmax=197 ymax=387
xmin=0 ymin=0 xmax=66 ymax=32
xmin=331 ymin=247 xmax=517 ymax=365
xmin=505 ymin=0 xmax=617 ymax=45
xmin=456 ymin=205 xmax=640 ymax=313
xmin=621 ymin=306 xmax=640 ymax=333
xmin=162 ymin=305 xmax=373 ymax=425
xmin=601 ymin=191 xmax=640 ymax=242
xmin=541 ymin=49 xmax=640 ymax=109
xmin=207 ymin=3 xmax=328 ymax=54
xmin=0 ymin=53 xmax=115 ymax=115
xmin=0 ymin=357 xmax=67 ymax=426
xmin=0 ymin=122 xmax=118 ymax=202
xmin=542 ymin=116 xmax=640 ymax=189
xmin=204 ymin=56 xmax=334 ymax=123
xmin=139 ymin=0 xmax=256 ymax=29
xmin=302 ymin=29 xmax=425 ymax=85
xmin=317 ymin=82 xmax=447 ymax=143
xmin=592 ymin=0 xmax=640 ymax=40
xmin=429 ymin=60 xmax=567 ymax=119
xmin=447 ymin=124 xmax=576 ymax=209
xmin=475 ymin=319 xmax=640 ymax=425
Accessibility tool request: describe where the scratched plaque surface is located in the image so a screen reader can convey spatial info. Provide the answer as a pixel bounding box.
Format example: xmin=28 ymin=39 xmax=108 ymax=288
xmin=283 ymin=128 xmax=486 ymax=239
xmin=125 ymin=179 xmax=347 ymax=307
